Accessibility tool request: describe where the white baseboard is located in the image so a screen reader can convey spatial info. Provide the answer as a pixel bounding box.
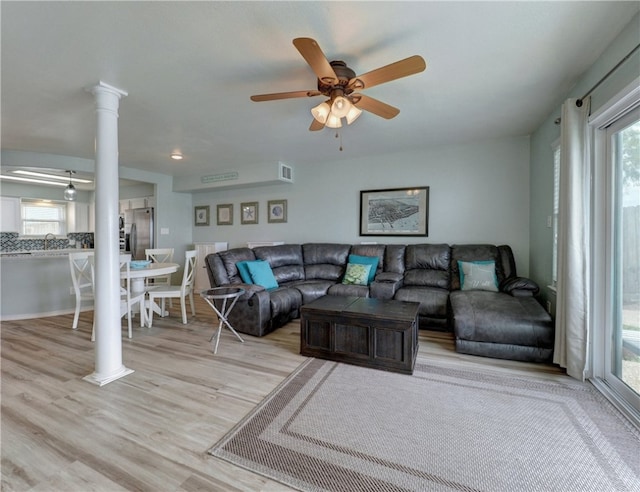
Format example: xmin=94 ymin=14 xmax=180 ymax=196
xmin=0 ymin=306 xmax=92 ymax=321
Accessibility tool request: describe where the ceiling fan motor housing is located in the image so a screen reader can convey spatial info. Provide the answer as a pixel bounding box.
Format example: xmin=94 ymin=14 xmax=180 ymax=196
xmin=317 ymin=61 xmax=357 ymax=95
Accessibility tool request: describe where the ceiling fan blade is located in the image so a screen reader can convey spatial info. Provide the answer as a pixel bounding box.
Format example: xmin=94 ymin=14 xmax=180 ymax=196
xmin=309 ymin=119 xmax=325 ymax=131
xmin=250 ymin=90 xmax=321 ymax=102
xmin=293 ymin=38 xmax=338 ymax=85
xmin=352 ymin=94 xmax=400 ymax=119
xmin=348 ymin=55 xmax=426 ymax=91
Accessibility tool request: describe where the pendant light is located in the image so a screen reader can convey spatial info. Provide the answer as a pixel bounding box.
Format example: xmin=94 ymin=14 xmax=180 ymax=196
xmin=63 ymin=170 xmax=77 ymax=201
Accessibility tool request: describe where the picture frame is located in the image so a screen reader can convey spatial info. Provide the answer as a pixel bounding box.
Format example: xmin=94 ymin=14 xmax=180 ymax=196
xmin=194 ymin=205 xmax=210 ymax=226
xmin=216 ymin=203 xmax=233 ymax=225
xmin=240 ymin=201 xmax=259 ymax=225
xmin=359 ymin=187 xmax=429 ymax=236
xmin=267 ymin=199 xmax=288 ymax=223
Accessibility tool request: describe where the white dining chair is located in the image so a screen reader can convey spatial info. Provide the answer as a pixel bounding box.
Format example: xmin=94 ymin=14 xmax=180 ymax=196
xmin=68 ymin=251 xmax=95 ymax=330
xmin=90 ymin=254 xmax=147 ymax=341
xmin=145 ymin=247 xmax=174 ymax=287
xmin=147 ymin=250 xmax=197 ymax=327
xmin=145 ymin=247 xmax=175 ymax=306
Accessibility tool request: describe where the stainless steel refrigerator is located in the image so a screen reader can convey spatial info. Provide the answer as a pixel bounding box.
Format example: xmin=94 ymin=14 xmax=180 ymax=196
xmin=126 ymin=207 xmax=154 ymax=260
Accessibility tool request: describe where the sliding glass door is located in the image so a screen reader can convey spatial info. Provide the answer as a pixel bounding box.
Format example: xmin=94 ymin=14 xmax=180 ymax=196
xmin=605 ymin=108 xmax=640 ymax=412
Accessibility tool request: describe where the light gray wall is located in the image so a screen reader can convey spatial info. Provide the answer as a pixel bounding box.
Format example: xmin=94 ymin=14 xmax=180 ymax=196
xmin=192 ymin=135 xmax=532 ymax=275
xmin=528 ymin=12 xmax=640 ymax=312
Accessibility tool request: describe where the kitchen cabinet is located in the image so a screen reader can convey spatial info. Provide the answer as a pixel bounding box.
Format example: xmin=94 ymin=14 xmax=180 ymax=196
xmin=119 ymin=196 xmax=155 ymax=214
xmin=1 ymin=197 xmax=20 ymax=232
xmin=67 ymin=202 xmax=91 ymax=232
xmin=194 ymin=242 xmax=228 ymax=290
xmin=89 ymin=203 xmax=95 ymax=232
xmin=129 ymin=197 xmax=147 ymax=209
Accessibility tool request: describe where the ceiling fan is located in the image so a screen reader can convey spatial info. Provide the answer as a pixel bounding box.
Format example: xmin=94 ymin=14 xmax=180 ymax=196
xmin=250 ymin=38 xmax=426 ymax=131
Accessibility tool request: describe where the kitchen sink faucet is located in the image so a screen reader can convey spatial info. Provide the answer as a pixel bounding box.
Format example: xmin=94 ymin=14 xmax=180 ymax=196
xmin=44 ymin=233 xmax=55 ymax=250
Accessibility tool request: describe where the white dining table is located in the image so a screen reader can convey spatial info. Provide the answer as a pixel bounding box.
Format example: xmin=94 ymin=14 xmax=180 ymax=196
xmin=122 ymin=262 xmax=180 ymax=322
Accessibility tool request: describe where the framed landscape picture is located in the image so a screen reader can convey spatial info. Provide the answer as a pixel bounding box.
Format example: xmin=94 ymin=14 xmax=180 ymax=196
xmin=359 ymin=187 xmax=429 ymax=236
xmin=194 ymin=205 xmax=210 ymax=226
xmin=267 ymin=199 xmax=287 ymax=223
xmin=216 ymin=204 xmax=233 ymax=225
xmin=241 ymin=201 xmax=259 ymax=225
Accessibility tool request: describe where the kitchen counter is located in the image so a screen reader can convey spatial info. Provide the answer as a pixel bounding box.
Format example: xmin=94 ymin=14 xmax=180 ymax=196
xmin=1 ymin=251 xmax=94 ymax=320
xmin=1 ymin=248 xmax=94 ymax=258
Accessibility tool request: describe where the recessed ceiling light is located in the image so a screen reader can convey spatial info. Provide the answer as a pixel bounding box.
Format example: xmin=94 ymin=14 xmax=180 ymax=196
xmin=170 ymin=152 xmax=183 ymax=160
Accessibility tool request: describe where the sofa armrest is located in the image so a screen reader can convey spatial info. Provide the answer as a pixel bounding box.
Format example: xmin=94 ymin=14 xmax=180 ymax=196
xmin=499 ymin=276 xmax=540 ymax=297
xmin=219 ymin=287 xmax=273 ymax=337
xmin=236 ymin=283 xmax=266 ymax=300
xmin=370 ymin=272 xmax=404 ymax=299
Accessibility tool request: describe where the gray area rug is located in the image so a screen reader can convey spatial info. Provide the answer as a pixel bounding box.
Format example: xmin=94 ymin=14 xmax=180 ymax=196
xmin=209 ymin=358 xmax=640 ymax=492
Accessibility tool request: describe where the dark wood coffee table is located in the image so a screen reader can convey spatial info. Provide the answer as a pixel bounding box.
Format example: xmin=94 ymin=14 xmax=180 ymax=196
xmin=300 ymin=296 xmax=420 ymax=374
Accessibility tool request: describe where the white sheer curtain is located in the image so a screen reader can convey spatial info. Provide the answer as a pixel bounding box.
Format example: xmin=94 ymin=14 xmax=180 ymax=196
xmin=554 ymin=97 xmax=591 ymax=380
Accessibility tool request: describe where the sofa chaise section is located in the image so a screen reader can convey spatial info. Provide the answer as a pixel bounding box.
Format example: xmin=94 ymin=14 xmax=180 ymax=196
xmin=448 ymin=244 xmax=554 ymax=362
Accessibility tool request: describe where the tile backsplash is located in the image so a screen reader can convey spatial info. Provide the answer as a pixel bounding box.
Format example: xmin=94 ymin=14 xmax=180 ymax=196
xmin=0 ymin=232 xmax=94 ymax=252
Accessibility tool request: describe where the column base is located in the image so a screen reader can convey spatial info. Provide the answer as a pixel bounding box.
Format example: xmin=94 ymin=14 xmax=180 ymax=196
xmin=83 ymin=365 xmax=134 ymax=386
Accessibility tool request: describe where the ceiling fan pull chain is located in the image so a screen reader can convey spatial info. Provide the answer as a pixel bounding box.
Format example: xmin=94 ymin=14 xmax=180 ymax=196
xmin=335 ymin=131 xmax=343 ymax=151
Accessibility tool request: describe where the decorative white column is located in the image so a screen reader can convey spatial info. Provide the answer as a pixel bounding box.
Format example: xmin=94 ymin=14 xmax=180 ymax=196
xmin=83 ymin=81 xmax=132 ymax=386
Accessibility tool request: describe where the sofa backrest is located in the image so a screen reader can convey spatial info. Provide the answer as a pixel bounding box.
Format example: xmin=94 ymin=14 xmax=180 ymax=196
xmin=350 ymin=243 xmax=386 ymax=277
xmin=302 ymin=243 xmax=351 ymax=281
xmin=254 ymin=244 xmax=305 ymax=283
xmin=205 ymin=242 xmax=520 ymax=292
xmin=207 ymin=247 xmax=256 ymax=286
xmin=403 ymin=244 xmax=450 ymax=289
xmin=450 ymin=244 xmax=514 ymax=290
xmin=497 ymin=245 xmax=517 ymax=279
xmin=383 ymin=244 xmax=406 ymax=274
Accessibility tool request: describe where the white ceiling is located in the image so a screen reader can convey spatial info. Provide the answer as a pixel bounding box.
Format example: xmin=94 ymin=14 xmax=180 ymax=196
xmin=2 ymin=1 xmax=638 ymax=180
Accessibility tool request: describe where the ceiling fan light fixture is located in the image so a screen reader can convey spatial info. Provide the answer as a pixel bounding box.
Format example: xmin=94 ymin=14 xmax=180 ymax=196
xmin=330 ymin=96 xmax=351 ymax=118
xmin=311 ymin=101 xmax=330 ymax=124
xmin=63 ymin=170 xmax=77 ymax=201
xmin=345 ymin=105 xmax=362 ymax=125
xmin=325 ymin=113 xmax=342 ymax=129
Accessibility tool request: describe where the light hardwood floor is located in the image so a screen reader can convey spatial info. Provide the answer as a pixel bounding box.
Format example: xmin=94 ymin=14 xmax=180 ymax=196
xmin=1 ymin=297 xmax=563 ymax=491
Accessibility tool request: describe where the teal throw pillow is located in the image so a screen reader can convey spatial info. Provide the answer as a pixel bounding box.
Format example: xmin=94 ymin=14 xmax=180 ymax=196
xmin=342 ymin=263 xmax=372 ymax=286
xmin=348 ymin=254 xmax=379 ymax=284
xmin=458 ymin=260 xmax=499 ymax=292
xmin=235 ymin=260 xmax=255 ymax=284
xmin=246 ymin=260 xmax=279 ymax=290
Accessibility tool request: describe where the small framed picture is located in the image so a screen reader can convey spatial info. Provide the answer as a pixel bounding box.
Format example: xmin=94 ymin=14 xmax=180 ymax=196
xmin=240 ymin=201 xmax=259 ymax=225
xmin=216 ymin=203 xmax=233 ymax=225
xmin=194 ymin=205 xmax=210 ymax=226
xmin=267 ymin=199 xmax=288 ymax=223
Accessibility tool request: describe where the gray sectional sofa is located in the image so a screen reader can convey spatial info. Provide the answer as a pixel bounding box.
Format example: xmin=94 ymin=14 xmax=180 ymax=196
xmin=204 ymin=242 xmax=554 ymax=362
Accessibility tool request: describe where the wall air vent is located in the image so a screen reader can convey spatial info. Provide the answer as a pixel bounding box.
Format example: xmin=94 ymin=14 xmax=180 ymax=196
xmin=279 ymin=162 xmax=293 ymax=183
xmin=173 ymin=161 xmax=294 ymax=192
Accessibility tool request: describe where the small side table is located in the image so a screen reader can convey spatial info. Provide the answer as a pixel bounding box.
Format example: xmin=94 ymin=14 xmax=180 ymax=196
xmin=200 ymin=287 xmax=245 ymax=354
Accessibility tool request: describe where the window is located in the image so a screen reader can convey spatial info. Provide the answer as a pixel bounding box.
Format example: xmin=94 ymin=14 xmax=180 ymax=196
xmin=551 ymin=140 xmax=561 ymax=288
xmin=590 ymin=81 xmax=640 ymax=426
xmin=605 ymin=110 xmax=640 ymax=409
xmin=21 ymin=199 xmax=67 ymax=235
